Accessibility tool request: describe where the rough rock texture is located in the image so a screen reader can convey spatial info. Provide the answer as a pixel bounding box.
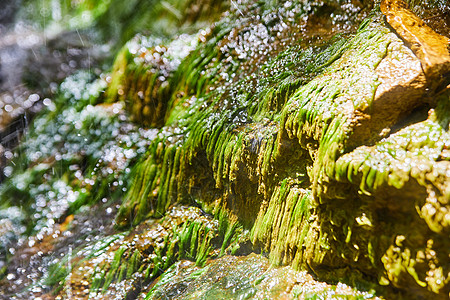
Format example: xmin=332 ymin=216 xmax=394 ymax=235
xmin=381 ymin=0 xmax=450 ymax=94
xmin=0 ymin=1 xmax=449 ymax=299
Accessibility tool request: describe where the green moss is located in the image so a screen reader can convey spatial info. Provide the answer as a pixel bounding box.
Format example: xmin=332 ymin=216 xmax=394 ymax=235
xmin=75 ymin=206 xmax=230 ymax=295
xmin=214 ymin=209 xmax=244 ymax=257
xmin=43 ymin=263 xmax=69 ymax=292
xmin=114 ymin=0 xmax=365 ymax=231
xmin=175 ymin=220 xmax=216 ymax=266
xmin=321 ymin=93 xmax=450 ymax=294
xmin=5 ymin=0 xmax=450 ymax=298
xmin=251 ymin=184 xmax=313 ymax=267
xmin=102 ymin=245 xmax=127 ymax=291
xmin=278 ymin=19 xmax=392 ymax=199
xmin=40 ymin=232 xmax=127 ymax=294
xmin=105 ymin=33 xmax=199 ymax=127
xmin=118 ymin=11 xmax=362 ymax=270
xmin=334 ymin=92 xmax=450 ymax=205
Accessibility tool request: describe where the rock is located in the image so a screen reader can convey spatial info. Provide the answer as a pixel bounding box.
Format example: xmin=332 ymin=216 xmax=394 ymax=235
xmin=145 ymin=253 xmax=379 ymax=299
xmin=380 ymin=0 xmax=450 ymax=94
xmin=0 ymin=1 xmax=449 ymax=299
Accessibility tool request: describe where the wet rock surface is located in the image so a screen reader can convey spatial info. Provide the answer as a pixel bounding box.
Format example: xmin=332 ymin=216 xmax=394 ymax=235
xmin=0 ymin=1 xmax=450 ymax=299
xmin=0 ymin=200 xmax=120 ymax=299
xmin=380 ymin=0 xmax=450 ymax=94
xmin=145 ymin=253 xmax=379 ymax=300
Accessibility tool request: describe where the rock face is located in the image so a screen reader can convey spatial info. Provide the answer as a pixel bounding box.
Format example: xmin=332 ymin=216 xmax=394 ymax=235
xmin=0 ymin=0 xmax=449 ymax=299
xmin=380 ymin=0 xmax=450 ymax=94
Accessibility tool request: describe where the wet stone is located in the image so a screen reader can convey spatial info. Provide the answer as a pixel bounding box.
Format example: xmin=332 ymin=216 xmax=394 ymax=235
xmin=144 ymin=253 xmax=380 ymax=300
xmin=1 ymin=1 xmax=450 ymax=300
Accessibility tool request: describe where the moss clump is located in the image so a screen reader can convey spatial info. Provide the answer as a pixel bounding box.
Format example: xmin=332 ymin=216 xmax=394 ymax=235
xmin=110 ymin=3 xmax=449 ymax=298
xmin=251 ymin=185 xmax=316 ymax=267
xmin=3 ymin=0 xmax=450 ymax=299
xmin=48 ymin=205 xmax=245 ymax=298
xmin=106 ymin=34 xmax=199 ymax=127
xmin=278 ymin=17 xmax=394 ymax=199
xmin=42 ymin=232 xmax=127 ymax=296
xmin=114 ymin=0 xmax=366 ymax=230
xmin=329 ymin=92 xmax=450 ymax=295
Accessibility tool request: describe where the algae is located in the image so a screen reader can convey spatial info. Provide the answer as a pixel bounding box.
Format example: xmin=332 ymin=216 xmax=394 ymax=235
xmin=1 ymin=0 xmax=450 ymax=299
xmin=48 ymin=205 xmax=245 ymax=298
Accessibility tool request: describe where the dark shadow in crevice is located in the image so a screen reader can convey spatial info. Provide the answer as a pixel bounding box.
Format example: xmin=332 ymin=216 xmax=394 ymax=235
xmin=389 ymin=103 xmax=430 ymax=136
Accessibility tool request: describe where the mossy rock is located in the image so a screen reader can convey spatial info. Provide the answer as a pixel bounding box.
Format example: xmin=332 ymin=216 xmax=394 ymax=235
xmin=111 ymin=2 xmax=449 ymax=298
xmin=144 ymin=253 xmax=379 ymax=299
xmin=1 ymin=1 xmax=449 ymax=299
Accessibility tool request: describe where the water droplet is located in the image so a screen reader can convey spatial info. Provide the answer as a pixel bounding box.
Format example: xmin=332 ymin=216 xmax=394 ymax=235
xmin=6 ymin=273 xmax=15 ymax=281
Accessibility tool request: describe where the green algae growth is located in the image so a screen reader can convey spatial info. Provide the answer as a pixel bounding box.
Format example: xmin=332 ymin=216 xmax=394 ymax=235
xmin=0 ymin=1 xmax=449 ymax=299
